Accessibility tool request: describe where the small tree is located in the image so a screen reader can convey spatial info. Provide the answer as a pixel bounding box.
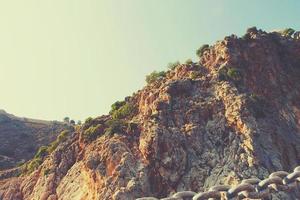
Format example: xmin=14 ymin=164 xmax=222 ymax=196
xmin=185 ymin=59 xmax=193 ymax=65
xmin=196 ymin=44 xmax=209 ymax=58
xmin=145 ymin=71 xmax=166 ymax=84
xmin=167 ymin=61 xmax=180 ymax=70
xmin=63 ymin=117 xmax=70 ymax=123
xmin=282 ymin=28 xmax=295 ymax=37
xmin=70 ymin=119 xmax=75 ymax=125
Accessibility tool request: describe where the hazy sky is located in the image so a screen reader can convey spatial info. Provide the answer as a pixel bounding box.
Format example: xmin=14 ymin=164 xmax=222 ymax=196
xmin=1 ymin=0 xmax=300 ymax=121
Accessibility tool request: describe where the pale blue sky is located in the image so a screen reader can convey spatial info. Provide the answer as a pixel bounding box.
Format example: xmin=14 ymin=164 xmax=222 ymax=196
xmin=1 ymin=0 xmax=300 ymax=121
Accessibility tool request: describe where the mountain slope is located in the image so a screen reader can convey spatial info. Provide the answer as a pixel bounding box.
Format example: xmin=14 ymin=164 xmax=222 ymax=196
xmin=1 ymin=28 xmax=300 ymax=200
xmin=0 ymin=110 xmax=71 ymax=170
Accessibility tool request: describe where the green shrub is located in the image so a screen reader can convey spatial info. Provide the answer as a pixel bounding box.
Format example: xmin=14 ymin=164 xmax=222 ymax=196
xmin=105 ymin=119 xmax=126 ymax=135
xmin=227 ymin=68 xmax=242 ymax=81
xmin=34 ymin=146 xmax=48 ymax=159
xmin=218 ymin=67 xmax=242 ymax=82
xmin=63 ymin=117 xmax=70 ymax=123
xmin=145 ymin=71 xmax=166 ymax=84
xmin=111 ymin=102 xmax=136 ymax=120
xmin=23 ymin=157 xmax=43 ymax=174
xmin=110 ymin=101 xmax=126 ymax=114
xmin=185 ymin=59 xmax=193 ymax=65
xmin=190 ymin=71 xmax=201 ymax=79
xmin=82 ymin=124 xmax=103 ymax=142
xmin=47 ymin=130 xmax=70 ymax=153
xmin=196 ymin=44 xmax=209 ymax=58
xmin=282 ymin=28 xmax=295 ymax=37
xmin=167 ymin=61 xmax=180 ymax=70
xmin=84 ymin=117 xmax=93 ymax=125
xmin=21 ymin=129 xmax=71 ymax=175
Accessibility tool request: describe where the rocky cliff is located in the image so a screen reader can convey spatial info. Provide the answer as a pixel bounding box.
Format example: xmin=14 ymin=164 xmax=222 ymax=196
xmin=1 ymin=28 xmax=300 ymax=200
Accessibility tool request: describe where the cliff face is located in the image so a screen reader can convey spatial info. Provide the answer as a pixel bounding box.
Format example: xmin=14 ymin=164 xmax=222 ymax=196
xmin=1 ymin=28 xmax=300 ymax=200
xmin=0 ymin=110 xmax=71 ymax=170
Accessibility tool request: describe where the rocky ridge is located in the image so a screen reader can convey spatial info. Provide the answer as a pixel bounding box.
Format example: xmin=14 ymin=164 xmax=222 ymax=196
xmin=1 ymin=28 xmax=300 ymax=200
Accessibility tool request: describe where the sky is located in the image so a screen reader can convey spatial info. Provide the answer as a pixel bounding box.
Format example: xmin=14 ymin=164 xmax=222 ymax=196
xmin=1 ymin=0 xmax=300 ymax=121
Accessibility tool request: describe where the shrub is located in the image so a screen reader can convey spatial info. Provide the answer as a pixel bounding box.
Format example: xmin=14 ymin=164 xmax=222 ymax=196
xmin=190 ymin=71 xmax=201 ymax=79
xmin=57 ymin=130 xmax=69 ymax=142
xmin=82 ymin=124 xmax=103 ymax=142
xmin=145 ymin=71 xmax=166 ymax=84
xmin=111 ymin=102 xmax=136 ymax=120
xmin=47 ymin=130 xmax=70 ymax=153
xmin=127 ymin=121 xmax=139 ymax=133
xmin=34 ymin=146 xmax=48 ymax=159
xmin=105 ymin=119 xmax=126 ymax=135
xmin=282 ymin=28 xmax=295 ymax=37
xmin=110 ymin=101 xmax=126 ymax=113
xmin=196 ymin=44 xmax=209 ymax=58
xmin=63 ymin=117 xmax=70 ymax=123
xmin=185 ymin=59 xmax=193 ymax=65
xmin=23 ymin=157 xmax=43 ymax=174
xmin=43 ymin=168 xmax=51 ymax=176
xmin=167 ymin=61 xmax=180 ymax=70
xmin=21 ymin=129 xmax=71 ymax=175
xmin=227 ymin=68 xmax=242 ymax=81
xmin=218 ymin=67 xmax=242 ymax=82
xmin=246 ymin=26 xmax=258 ymax=34
xmin=218 ymin=67 xmax=228 ymax=81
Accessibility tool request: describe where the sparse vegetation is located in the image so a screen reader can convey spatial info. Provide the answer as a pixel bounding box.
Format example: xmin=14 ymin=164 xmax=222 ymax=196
xmin=105 ymin=119 xmax=127 ymax=135
xmin=185 ymin=59 xmax=193 ymax=65
xmin=145 ymin=70 xmax=166 ymax=84
xmin=196 ymin=44 xmax=209 ymax=58
xmin=111 ymin=102 xmax=137 ymax=120
xmin=63 ymin=117 xmax=70 ymax=123
xmin=282 ymin=28 xmax=295 ymax=37
xmin=167 ymin=61 xmax=180 ymax=70
xmin=127 ymin=121 xmax=139 ymax=133
xmin=20 ymin=130 xmax=71 ymax=175
xmin=82 ymin=124 xmax=103 ymax=142
xmin=218 ymin=66 xmax=242 ymax=82
xmin=43 ymin=168 xmax=51 ymax=176
xmin=190 ymin=71 xmax=201 ymax=79
xmin=227 ymin=68 xmax=242 ymax=81
xmin=34 ymin=146 xmax=48 ymax=159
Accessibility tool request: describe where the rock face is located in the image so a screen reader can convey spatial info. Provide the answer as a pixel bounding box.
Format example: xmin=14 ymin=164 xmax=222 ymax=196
xmin=1 ymin=28 xmax=300 ymax=200
xmin=0 ymin=110 xmax=71 ymax=170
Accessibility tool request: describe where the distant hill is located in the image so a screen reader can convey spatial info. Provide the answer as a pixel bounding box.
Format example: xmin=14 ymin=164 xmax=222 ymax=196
xmin=0 ymin=110 xmax=71 ymax=170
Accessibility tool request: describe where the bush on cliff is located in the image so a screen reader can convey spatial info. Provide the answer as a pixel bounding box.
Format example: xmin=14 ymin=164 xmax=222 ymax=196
xmin=112 ymin=102 xmax=136 ymax=120
xmin=82 ymin=124 xmax=103 ymax=142
xmin=167 ymin=61 xmax=180 ymax=70
xmin=218 ymin=67 xmax=242 ymax=82
xmin=145 ymin=70 xmax=166 ymax=84
xmin=196 ymin=44 xmax=209 ymax=58
xmin=105 ymin=119 xmax=127 ymax=135
xmin=282 ymin=28 xmax=295 ymax=37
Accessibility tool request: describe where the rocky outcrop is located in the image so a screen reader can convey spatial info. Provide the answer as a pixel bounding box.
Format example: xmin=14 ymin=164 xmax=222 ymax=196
xmin=1 ymin=28 xmax=300 ymax=200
